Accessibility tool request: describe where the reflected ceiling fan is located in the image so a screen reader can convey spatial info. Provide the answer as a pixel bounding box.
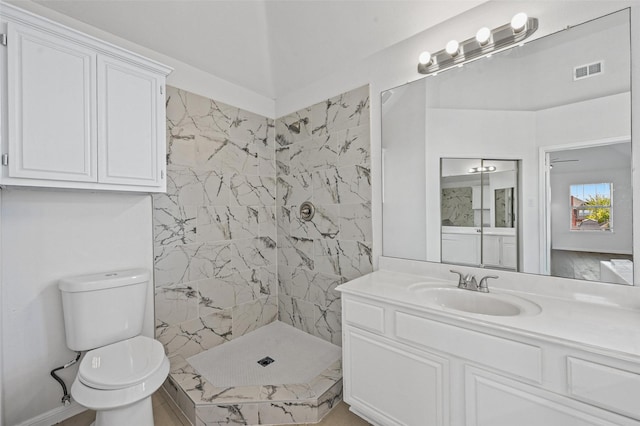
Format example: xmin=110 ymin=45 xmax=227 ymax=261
xmin=549 ymin=157 xmax=579 ymax=168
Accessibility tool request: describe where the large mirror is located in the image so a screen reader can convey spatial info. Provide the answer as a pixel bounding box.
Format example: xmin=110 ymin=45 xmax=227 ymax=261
xmin=381 ymin=9 xmax=632 ymax=284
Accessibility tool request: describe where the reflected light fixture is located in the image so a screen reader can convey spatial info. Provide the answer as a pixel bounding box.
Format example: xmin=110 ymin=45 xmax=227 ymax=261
xmin=418 ymin=13 xmax=538 ymax=75
xmin=468 ymin=166 xmax=497 ymax=174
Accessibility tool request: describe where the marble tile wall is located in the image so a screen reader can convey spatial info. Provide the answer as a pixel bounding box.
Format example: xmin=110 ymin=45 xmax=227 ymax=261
xmin=153 ymin=85 xmax=371 ymax=359
xmin=154 ymin=86 xmax=278 ymax=360
xmin=276 ymin=85 xmax=372 ymax=345
xmin=441 ymin=187 xmax=474 ymax=227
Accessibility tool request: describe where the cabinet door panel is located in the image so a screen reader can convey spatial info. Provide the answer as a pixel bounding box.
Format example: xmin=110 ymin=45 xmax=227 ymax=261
xmin=501 ymin=238 xmax=517 ymax=269
xmin=8 ymin=23 xmax=97 ymax=181
xmin=345 ymin=329 xmax=447 ymax=426
xmin=481 ymin=235 xmax=501 ymax=266
xmin=466 ymin=368 xmax=630 ymax=426
xmin=98 ymin=55 xmax=163 ymax=187
xmin=441 ymin=233 xmax=479 ymax=265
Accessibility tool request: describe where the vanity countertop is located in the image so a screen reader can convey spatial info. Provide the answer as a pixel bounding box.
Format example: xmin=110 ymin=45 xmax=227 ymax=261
xmin=441 ymin=226 xmax=516 ymax=236
xmin=337 ymin=269 xmax=640 ymax=361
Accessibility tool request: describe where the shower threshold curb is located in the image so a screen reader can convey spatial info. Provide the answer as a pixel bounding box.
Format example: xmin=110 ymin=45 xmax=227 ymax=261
xmin=162 ymin=353 xmax=343 ymax=425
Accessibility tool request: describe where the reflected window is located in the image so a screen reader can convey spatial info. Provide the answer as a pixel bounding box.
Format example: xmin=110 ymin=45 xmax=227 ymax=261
xmin=570 ymin=183 xmax=613 ymax=231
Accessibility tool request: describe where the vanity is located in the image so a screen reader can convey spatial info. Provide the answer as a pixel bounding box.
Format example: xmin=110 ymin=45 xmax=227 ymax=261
xmin=338 ymin=258 xmax=640 ymax=426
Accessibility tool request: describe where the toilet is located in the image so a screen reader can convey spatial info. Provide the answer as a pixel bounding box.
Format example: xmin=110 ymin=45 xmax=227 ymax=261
xmin=59 ymin=269 xmax=169 ymax=426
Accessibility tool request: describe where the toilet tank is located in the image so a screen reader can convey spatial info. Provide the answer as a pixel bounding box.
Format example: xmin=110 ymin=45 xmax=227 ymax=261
xmin=59 ymin=269 xmax=150 ymax=351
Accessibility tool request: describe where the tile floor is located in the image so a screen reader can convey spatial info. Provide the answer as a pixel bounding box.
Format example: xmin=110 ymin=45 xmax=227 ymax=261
xmin=56 ymin=388 xmax=370 ymax=426
xmin=550 ymin=249 xmax=633 ymax=282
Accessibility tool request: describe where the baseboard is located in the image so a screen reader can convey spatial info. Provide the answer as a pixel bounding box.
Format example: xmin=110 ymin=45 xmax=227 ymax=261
xmin=16 ymin=401 xmax=87 ymax=426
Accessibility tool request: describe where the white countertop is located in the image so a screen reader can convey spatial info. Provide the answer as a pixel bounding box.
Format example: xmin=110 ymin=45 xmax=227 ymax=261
xmin=337 ymin=269 xmax=640 ymax=361
xmin=441 ymin=226 xmax=516 ymax=236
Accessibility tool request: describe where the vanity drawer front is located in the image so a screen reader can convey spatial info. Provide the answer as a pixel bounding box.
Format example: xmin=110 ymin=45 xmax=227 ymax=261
xmin=395 ymin=312 xmax=541 ymax=382
xmin=567 ymin=357 xmax=640 ymax=420
xmin=344 ymin=299 xmax=385 ymax=334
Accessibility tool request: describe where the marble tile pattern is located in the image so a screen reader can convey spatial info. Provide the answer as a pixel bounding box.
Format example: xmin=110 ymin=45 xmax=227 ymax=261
xmin=276 ymin=85 xmax=372 ymax=345
xmin=440 ymin=187 xmax=474 ymax=227
xmin=164 ymin=356 xmax=343 ymax=426
xmin=154 ymin=86 xmax=277 ymax=361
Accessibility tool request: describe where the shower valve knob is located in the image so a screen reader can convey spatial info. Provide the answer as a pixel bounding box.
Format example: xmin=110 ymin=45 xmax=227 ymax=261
xmin=299 ymin=201 xmax=315 ymax=221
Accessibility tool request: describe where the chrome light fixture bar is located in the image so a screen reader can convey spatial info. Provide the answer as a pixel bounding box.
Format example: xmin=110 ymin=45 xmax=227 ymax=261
xmin=417 ymin=13 xmax=538 ymax=75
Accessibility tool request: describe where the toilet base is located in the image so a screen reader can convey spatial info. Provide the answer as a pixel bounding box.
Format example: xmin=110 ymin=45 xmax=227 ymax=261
xmin=92 ymin=395 xmax=153 ymax=426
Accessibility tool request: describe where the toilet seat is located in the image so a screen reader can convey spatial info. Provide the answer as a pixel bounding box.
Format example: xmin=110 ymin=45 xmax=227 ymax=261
xmin=78 ymin=336 xmax=166 ymax=390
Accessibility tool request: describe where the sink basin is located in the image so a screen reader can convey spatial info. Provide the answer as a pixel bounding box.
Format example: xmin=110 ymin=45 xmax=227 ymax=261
xmin=408 ymin=285 xmax=541 ymax=317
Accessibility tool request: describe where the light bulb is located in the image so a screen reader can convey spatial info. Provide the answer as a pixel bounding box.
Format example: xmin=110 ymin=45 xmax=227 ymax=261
xmin=445 ymin=39 xmax=460 ymax=56
xmin=511 ymin=12 xmax=528 ymax=33
xmin=476 ymin=27 xmax=491 ymax=45
xmin=418 ymin=51 xmax=432 ymax=65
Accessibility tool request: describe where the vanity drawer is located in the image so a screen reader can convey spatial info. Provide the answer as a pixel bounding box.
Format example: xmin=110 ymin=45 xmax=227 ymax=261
xmin=344 ymin=299 xmax=385 ymax=334
xmin=395 ymin=312 xmax=542 ymax=382
xmin=567 ymin=357 xmax=640 ymax=420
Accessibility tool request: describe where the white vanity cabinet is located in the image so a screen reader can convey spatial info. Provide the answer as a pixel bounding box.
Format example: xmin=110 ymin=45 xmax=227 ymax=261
xmin=441 ymin=229 xmax=516 ymax=269
xmin=0 ymin=4 xmax=172 ymax=192
xmin=341 ymin=292 xmax=640 ymax=426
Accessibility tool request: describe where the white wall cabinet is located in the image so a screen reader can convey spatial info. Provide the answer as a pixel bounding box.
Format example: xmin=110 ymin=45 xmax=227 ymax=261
xmin=1 ymin=5 xmax=172 ymax=192
xmin=342 ymin=294 xmax=640 ymax=426
xmin=97 ymin=55 xmax=163 ymax=187
xmin=7 ymin=22 xmax=97 ymax=183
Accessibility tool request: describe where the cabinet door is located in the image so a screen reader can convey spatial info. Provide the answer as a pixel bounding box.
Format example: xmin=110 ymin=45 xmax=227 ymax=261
xmin=501 ymin=236 xmax=517 ymax=269
xmin=97 ymin=55 xmax=165 ymax=187
xmin=8 ymin=22 xmax=97 ymax=182
xmin=466 ymin=367 xmax=633 ymax=426
xmin=442 ymin=233 xmax=480 ymax=265
xmin=481 ymin=235 xmax=501 ymax=267
xmin=344 ymin=329 xmax=448 ymax=426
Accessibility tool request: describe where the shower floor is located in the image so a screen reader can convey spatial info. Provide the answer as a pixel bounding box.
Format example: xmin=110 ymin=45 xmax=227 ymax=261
xmin=162 ymin=321 xmax=343 ymax=426
xmin=187 ymin=321 xmax=341 ymax=388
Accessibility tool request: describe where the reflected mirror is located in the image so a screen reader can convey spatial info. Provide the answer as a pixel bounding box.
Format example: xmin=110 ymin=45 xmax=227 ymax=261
xmin=440 ymin=159 xmax=519 ymax=270
xmin=381 ymin=9 xmax=632 ymax=284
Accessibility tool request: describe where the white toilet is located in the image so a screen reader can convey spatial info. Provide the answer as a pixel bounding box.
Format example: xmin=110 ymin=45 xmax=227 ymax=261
xmin=59 ymin=269 xmax=169 ymax=426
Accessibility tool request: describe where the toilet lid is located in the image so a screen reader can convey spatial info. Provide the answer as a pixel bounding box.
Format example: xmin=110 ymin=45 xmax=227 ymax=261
xmin=78 ymin=336 xmax=166 ymax=390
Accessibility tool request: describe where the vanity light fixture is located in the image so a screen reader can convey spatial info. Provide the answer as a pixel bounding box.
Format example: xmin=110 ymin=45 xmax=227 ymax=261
xmin=476 ymin=27 xmax=491 ymax=46
xmin=511 ymin=12 xmax=529 ymax=33
xmin=417 ymin=13 xmax=538 ymax=75
xmin=418 ymin=51 xmax=433 ymax=66
xmin=445 ymin=39 xmax=460 ymax=56
xmin=468 ymin=166 xmax=497 ymax=174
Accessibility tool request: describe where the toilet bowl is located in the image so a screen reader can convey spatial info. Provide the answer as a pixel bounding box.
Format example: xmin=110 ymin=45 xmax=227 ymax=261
xmin=71 ymin=336 xmax=169 ymax=426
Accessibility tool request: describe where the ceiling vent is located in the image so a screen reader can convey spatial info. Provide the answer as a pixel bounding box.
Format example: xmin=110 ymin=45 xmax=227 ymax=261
xmin=573 ymin=61 xmax=604 ymax=81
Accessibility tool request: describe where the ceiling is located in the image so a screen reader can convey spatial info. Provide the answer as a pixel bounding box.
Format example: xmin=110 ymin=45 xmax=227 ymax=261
xmin=14 ymin=0 xmax=485 ymax=100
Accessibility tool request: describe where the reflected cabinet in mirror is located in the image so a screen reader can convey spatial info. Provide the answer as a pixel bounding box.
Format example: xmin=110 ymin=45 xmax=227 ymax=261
xmin=381 ymin=9 xmax=632 ymax=285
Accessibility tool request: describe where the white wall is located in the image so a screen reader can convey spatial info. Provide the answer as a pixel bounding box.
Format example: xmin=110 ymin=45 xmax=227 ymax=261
xmin=1 ymin=188 xmax=154 ymax=426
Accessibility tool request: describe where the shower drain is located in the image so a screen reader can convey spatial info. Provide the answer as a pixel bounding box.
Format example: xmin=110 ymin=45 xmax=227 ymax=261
xmin=257 ymin=356 xmax=275 ymax=367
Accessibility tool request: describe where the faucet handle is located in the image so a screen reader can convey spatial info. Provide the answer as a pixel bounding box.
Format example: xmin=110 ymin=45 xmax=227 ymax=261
xmin=450 ymin=269 xmax=466 ymax=288
xmin=478 ymin=275 xmax=499 ymax=293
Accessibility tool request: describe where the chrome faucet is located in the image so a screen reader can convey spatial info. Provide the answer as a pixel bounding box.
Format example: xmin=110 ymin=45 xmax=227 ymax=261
xmin=450 ymin=270 xmax=498 ymax=293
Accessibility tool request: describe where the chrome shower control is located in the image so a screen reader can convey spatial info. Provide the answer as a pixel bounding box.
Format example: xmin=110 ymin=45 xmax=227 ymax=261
xmin=299 ymin=201 xmax=315 ymax=221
